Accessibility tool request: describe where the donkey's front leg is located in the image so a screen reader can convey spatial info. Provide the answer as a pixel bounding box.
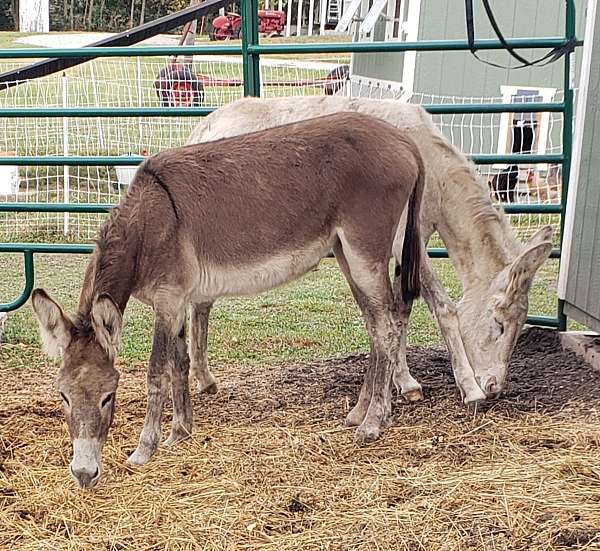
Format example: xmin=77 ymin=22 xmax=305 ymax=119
xmin=388 ymin=292 xmax=423 ymax=402
xmin=164 ymin=325 xmax=193 ymax=446
xmin=345 ymin=338 xmax=378 ymax=427
xmin=419 ymin=255 xmax=486 ymax=404
xmin=128 ymin=317 xmax=175 ymax=465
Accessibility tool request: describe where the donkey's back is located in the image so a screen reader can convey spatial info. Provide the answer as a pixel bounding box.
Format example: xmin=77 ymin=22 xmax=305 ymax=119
xmin=126 ymin=112 xmax=424 ymax=304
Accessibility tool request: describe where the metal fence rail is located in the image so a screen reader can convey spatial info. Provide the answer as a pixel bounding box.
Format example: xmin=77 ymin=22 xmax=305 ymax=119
xmin=0 ymin=0 xmax=578 ymax=333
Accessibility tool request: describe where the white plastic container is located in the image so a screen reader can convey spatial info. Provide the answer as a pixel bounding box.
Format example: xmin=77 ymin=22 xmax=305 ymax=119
xmin=115 ymin=152 xmax=149 ymax=188
xmin=115 ymin=159 xmax=141 ymax=187
xmin=0 ymin=152 xmax=19 ymax=195
xmin=115 ymin=165 xmax=140 ymax=187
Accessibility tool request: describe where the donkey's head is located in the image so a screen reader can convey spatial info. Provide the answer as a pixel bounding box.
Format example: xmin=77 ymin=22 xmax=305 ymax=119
xmin=31 ymin=289 xmax=122 ymax=489
xmin=456 ymin=226 xmax=553 ymax=399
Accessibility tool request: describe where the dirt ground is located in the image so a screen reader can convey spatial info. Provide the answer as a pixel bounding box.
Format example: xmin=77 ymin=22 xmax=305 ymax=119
xmin=1 ymin=327 xmax=600 ymax=550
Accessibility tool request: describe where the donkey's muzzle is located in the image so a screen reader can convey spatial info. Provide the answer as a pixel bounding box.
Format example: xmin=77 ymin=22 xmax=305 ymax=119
xmin=480 ymin=374 xmax=503 ymax=400
xmin=70 ymin=464 xmax=100 ymax=489
xmin=70 ymin=437 xmax=102 ymax=488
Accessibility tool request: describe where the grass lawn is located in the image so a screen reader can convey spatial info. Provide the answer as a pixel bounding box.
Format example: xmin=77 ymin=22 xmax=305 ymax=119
xmin=0 ymin=30 xmax=568 ymax=368
xmin=0 ymin=251 xmax=561 ymax=371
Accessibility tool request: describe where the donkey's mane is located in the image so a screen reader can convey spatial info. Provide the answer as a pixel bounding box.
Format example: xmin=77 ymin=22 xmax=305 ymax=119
xmin=431 ymin=131 xmax=520 ymax=251
xmin=72 ymin=312 xmax=95 ymax=340
xmin=77 ymin=182 xmax=144 ymax=318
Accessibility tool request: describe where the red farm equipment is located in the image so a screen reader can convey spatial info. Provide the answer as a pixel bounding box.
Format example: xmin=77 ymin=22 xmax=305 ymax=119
xmin=209 ymin=10 xmax=285 ymax=40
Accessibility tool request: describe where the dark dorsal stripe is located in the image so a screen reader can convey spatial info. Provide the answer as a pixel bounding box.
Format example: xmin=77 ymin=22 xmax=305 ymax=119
xmin=143 ymin=165 xmax=180 ymax=222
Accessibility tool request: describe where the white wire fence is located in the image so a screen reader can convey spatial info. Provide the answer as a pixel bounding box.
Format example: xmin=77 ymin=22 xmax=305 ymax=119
xmin=0 ymin=55 xmax=565 ymax=242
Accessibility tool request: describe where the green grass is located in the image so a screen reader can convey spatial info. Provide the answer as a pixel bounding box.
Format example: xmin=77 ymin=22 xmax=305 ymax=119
xmin=0 ymin=32 xmax=37 ymax=49
xmin=0 ymin=31 xmax=570 ymax=369
xmin=0 ymin=251 xmax=562 ymax=370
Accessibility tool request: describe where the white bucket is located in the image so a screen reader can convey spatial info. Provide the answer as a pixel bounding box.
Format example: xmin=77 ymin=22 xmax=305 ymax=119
xmin=0 ymin=152 xmax=19 ymax=195
xmin=115 ymin=165 xmax=140 ymax=187
xmin=115 ymin=154 xmax=147 ymax=187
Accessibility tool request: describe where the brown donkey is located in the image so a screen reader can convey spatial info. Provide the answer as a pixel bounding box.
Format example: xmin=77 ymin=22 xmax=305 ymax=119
xmin=31 ymin=112 xmax=425 ymax=488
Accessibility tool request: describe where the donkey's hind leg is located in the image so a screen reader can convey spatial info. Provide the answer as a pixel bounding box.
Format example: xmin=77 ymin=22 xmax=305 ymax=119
xmin=189 ymin=302 xmax=217 ymax=394
xmin=334 ymin=238 xmax=421 ymax=443
xmin=333 ymin=240 xmax=374 ymax=427
xmin=164 ymin=324 xmax=193 ymax=446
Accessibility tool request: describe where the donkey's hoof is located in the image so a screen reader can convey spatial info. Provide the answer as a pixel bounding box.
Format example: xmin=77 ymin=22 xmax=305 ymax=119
xmin=463 ymin=386 xmax=487 ymax=406
xmin=200 ymin=382 xmax=218 ymax=395
xmin=344 ymin=405 xmax=367 ymax=427
xmin=402 ymin=388 xmax=424 ymax=402
xmin=163 ymin=430 xmax=191 ymax=447
xmin=127 ymin=447 xmax=153 ymax=466
xmin=354 ymin=422 xmax=381 ymax=444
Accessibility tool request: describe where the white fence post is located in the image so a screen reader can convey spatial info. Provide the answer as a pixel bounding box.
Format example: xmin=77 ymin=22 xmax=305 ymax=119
xmin=62 ymin=73 xmax=70 ymax=236
xmin=320 ymin=0 xmax=327 ymax=35
xmin=286 ymin=0 xmax=293 ymax=36
xmin=296 ymin=0 xmax=304 ymax=35
xmin=20 ymin=0 xmax=49 ymax=32
xmin=89 ymin=62 xmax=105 ymax=150
xmin=308 ymin=0 xmax=315 ymax=35
xmin=136 ymin=56 xmax=144 ymax=153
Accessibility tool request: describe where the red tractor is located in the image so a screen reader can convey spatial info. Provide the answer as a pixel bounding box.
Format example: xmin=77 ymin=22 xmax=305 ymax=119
xmin=209 ymin=10 xmax=286 ymax=40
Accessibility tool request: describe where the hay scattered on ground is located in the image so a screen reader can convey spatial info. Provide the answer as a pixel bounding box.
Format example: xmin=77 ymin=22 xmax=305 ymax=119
xmin=1 ymin=328 xmax=600 ymax=550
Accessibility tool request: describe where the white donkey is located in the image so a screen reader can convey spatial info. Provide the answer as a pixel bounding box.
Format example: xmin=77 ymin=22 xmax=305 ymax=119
xmin=186 ymin=96 xmax=553 ymax=413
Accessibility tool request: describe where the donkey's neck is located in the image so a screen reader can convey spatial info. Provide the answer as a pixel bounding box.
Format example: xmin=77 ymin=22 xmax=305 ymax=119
xmin=78 ymin=209 xmax=139 ymax=317
xmin=431 ymin=146 xmax=522 ymax=291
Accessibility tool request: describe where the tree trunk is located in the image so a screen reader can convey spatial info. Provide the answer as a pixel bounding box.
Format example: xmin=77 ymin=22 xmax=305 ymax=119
xmin=88 ymin=0 xmax=94 ymax=28
xmin=69 ymin=0 xmax=75 ymax=30
xmin=139 ymin=0 xmax=146 ymax=25
xmin=99 ymin=0 xmax=105 ymax=26
xmin=129 ymin=0 xmax=136 ymax=28
xmin=11 ymin=0 xmax=19 ymax=30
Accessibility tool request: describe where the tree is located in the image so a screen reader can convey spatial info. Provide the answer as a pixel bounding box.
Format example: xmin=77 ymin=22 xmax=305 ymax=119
xmin=129 ymin=0 xmax=135 ymax=27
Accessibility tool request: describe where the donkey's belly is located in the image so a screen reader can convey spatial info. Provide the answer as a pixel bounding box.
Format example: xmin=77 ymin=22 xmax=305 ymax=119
xmin=192 ymin=237 xmax=333 ymax=300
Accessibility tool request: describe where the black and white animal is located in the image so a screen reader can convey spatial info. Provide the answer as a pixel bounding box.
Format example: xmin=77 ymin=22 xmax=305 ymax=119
xmin=489 ymin=165 xmax=519 ymax=203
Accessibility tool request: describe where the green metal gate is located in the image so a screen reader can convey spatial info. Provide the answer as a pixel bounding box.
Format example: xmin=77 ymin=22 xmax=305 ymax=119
xmin=0 ymin=0 xmax=578 ymax=331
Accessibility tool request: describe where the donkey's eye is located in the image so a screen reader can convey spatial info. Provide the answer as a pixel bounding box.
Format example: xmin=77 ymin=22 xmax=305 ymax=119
xmin=60 ymin=392 xmax=70 ymax=407
xmin=101 ymin=393 xmax=114 ymax=408
xmin=494 ymin=319 xmax=505 ymax=335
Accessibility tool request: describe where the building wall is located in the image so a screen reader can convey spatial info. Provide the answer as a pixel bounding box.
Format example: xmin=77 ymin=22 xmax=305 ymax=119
xmin=412 ymin=0 xmax=586 ymax=98
xmin=408 ymin=1 xmax=586 ymax=161
xmin=563 ymin=0 xmax=600 ymax=333
xmin=346 ymin=1 xmax=587 ymax=163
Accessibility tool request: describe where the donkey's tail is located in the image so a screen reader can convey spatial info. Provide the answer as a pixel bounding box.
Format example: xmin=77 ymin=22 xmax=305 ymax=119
xmin=399 ymin=141 xmax=425 ymax=304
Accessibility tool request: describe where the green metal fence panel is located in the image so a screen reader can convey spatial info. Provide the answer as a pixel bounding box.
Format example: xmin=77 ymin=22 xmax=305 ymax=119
xmin=0 ymin=102 xmax=566 ymax=118
xmin=0 ymin=0 xmax=578 ymax=329
xmin=0 ymin=38 xmax=578 ymax=59
xmin=0 ymin=153 xmax=565 ymax=166
xmin=2 ymin=251 xmax=34 ymax=312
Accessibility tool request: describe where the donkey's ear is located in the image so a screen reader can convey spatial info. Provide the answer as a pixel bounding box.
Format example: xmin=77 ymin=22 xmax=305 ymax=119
xmin=91 ymin=294 xmax=122 ymax=360
xmin=31 ymin=289 xmax=73 ymax=358
xmin=526 ymin=225 xmax=554 ymax=248
xmin=505 ymin=240 xmax=552 ymax=302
